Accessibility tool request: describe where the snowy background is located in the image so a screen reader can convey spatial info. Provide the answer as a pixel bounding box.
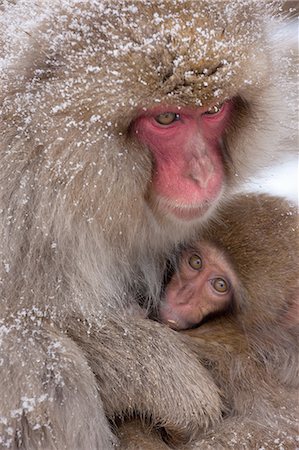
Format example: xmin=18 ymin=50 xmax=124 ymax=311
xmin=241 ymin=156 xmax=298 ymax=204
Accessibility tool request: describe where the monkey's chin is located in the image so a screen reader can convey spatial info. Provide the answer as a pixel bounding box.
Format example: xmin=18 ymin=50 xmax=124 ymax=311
xmin=162 ymin=197 xmax=221 ymax=223
xmin=147 ymin=190 xmax=223 ymax=225
xmin=166 ymin=204 xmax=211 ymax=221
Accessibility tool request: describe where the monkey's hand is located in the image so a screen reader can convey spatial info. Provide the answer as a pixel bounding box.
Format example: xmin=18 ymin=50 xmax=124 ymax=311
xmin=68 ymin=316 xmax=222 ymax=444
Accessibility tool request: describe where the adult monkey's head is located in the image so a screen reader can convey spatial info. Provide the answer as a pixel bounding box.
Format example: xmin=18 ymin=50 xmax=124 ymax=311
xmin=0 ymin=0 xmax=295 ymax=251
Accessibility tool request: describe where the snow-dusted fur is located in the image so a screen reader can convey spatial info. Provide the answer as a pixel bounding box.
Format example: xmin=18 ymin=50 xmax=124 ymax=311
xmin=0 ymin=1 xmax=297 ymax=449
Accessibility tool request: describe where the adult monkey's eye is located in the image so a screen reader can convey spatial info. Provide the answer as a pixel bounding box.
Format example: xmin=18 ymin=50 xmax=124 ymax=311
xmin=204 ymin=103 xmax=224 ymax=115
xmin=211 ymin=277 xmax=229 ymax=293
xmin=188 ymin=254 xmax=203 ymax=270
xmin=155 ymin=112 xmax=180 ymax=125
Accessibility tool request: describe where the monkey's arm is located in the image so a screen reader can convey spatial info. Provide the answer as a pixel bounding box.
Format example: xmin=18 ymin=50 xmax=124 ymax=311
xmin=183 ymin=319 xmax=274 ymax=402
xmin=184 ymin=317 xmax=299 ymax=389
xmin=116 ymin=403 xmax=299 ymax=450
xmin=67 ymin=316 xmax=222 ymax=443
xmin=0 ymin=318 xmax=116 ymax=449
xmin=116 ymin=319 xmax=299 ymax=450
xmin=184 ymin=319 xmax=299 ymax=444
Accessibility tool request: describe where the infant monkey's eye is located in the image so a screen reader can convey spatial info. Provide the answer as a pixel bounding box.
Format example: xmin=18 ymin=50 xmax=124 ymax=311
xmin=188 ymin=254 xmax=203 ymax=270
xmin=155 ymin=112 xmax=180 ymax=125
xmin=211 ymin=277 xmax=229 ymax=293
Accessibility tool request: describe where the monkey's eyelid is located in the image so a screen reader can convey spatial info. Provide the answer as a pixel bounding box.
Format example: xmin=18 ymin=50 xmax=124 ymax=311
xmin=183 ymin=245 xmax=201 ymax=254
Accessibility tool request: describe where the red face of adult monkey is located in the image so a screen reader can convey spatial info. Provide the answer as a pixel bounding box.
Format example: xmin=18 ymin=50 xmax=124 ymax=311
xmin=0 ymin=1 xmax=295 ymax=449
xmin=133 ymin=101 xmax=233 ymax=221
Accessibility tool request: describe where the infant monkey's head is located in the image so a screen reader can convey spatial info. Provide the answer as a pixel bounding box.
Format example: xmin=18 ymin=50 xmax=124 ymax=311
xmin=160 ymin=241 xmax=238 ymax=330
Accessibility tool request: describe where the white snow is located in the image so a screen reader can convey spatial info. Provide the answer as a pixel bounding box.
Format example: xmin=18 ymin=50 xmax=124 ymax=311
xmin=242 ymin=157 xmax=298 ymax=204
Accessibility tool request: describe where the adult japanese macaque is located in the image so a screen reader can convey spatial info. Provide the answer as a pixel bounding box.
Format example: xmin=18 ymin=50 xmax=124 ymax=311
xmin=0 ymin=1 xmax=296 ymax=449
xmin=118 ymin=194 xmax=299 ymax=449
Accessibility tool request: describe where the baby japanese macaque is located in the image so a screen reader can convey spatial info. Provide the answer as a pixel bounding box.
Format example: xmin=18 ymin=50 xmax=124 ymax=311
xmin=118 ymin=193 xmax=299 ymax=449
xmin=160 ymin=242 xmax=238 ymax=330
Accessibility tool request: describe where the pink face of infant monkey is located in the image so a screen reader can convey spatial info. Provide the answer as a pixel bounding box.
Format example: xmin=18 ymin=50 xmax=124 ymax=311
xmin=160 ymin=242 xmax=238 ymax=330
